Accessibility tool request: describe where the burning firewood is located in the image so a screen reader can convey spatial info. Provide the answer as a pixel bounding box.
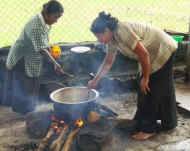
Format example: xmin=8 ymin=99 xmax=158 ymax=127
xmin=37 ymin=127 xmax=54 ymax=151
xmin=61 ymin=119 xmax=83 ymax=151
xmin=61 ymin=128 xmax=80 ymax=151
xmin=37 ymin=114 xmax=65 ymax=151
xmin=50 ymin=126 xmax=68 ymax=151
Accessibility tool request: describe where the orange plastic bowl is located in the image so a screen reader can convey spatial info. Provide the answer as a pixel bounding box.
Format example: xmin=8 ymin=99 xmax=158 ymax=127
xmin=50 ymin=45 xmax=62 ymax=59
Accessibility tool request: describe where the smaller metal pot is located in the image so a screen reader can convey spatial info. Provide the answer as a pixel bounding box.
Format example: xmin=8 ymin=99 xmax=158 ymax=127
xmin=50 ymin=86 xmax=99 ymax=121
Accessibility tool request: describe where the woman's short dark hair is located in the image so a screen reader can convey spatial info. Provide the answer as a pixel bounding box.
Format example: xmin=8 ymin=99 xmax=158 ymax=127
xmin=42 ymin=0 xmax=64 ymax=15
xmin=91 ymin=11 xmax=118 ymax=34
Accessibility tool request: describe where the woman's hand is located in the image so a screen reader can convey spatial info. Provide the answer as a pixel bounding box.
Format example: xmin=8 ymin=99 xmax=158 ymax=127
xmin=54 ymin=64 xmax=65 ymax=75
xmin=140 ymin=77 xmax=150 ymax=95
xmin=88 ymin=79 xmax=98 ymax=89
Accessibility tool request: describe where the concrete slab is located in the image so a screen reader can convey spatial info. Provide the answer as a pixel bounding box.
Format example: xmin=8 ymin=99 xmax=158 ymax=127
xmin=156 ymin=139 xmax=190 ymax=151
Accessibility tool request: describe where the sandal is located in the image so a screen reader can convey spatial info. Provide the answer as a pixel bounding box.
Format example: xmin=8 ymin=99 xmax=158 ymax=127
xmin=131 ymin=131 xmax=156 ymax=141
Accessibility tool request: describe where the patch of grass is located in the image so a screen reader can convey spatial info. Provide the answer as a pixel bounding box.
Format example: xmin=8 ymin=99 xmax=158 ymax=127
xmin=0 ymin=0 xmax=189 ymax=47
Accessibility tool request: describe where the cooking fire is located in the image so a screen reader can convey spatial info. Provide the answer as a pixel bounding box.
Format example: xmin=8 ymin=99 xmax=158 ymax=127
xmin=24 ymin=86 xmax=119 ymax=151
xmin=37 ymin=114 xmax=86 ymax=151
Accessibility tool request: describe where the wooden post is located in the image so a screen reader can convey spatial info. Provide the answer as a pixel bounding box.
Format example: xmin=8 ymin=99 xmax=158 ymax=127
xmin=189 ymin=17 xmax=190 ymax=35
xmin=185 ymin=17 xmax=190 ymax=81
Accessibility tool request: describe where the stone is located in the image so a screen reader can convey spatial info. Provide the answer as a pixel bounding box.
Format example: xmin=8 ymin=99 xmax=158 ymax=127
xmin=156 ymin=139 xmax=190 ymax=151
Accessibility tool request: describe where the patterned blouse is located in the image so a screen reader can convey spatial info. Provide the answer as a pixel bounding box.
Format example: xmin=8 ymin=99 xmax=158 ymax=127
xmin=6 ymin=13 xmax=51 ymax=77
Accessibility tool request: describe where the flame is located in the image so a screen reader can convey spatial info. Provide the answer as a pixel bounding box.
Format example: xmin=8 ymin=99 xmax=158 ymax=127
xmin=50 ymin=115 xmax=67 ymax=134
xmin=51 ymin=115 xmax=59 ymax=122
xmin=75 ymin=118 xmax=84 ymax=128
xmin=52 ymin=124 xmax=58 ymax=130
xmin=51 ymin=115 xmax=84 ymax=130
xmin=59 ymin=120 xmax=65 ymax=125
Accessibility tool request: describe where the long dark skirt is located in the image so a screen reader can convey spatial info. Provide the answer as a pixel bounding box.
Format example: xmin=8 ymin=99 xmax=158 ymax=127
xmin=134 ymin=54 xmax=177 ymax=133
xmin=9 ymin=60 xmax=40 ymax=114
xmin=1 ymin=70 xmax=13 ymax=106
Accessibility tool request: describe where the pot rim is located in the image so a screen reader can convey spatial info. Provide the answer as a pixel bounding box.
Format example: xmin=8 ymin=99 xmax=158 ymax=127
xmin=50 ymin=86 xmax=99 ymax=105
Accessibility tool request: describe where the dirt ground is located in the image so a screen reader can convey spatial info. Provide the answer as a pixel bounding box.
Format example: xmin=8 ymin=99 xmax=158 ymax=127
xmin=0 ymin=81 xmax=190 ymax=151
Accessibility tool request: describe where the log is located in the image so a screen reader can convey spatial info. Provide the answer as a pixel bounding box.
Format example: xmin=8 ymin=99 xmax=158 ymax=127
xmin=61 ymin=128 xmax=80 ymax=151
xmin=50 ymin=126 xmax=68 ymax=151
xmin=96 ymin=103 xmax=118 ymax=117
xmin=37 ymin=127 xmax=54 ymax=151
xmin=87 ymin=111 xmax=132 ymax=127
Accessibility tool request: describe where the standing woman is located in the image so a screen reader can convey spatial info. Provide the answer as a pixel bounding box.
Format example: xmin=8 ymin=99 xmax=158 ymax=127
xmin=88 ymin=12 xmax=178 ymax=140
xmin=6 ymin=0 xmax=64 ymax=114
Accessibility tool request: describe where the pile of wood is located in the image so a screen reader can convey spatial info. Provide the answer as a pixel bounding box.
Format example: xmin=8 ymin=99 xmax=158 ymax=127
xmin=35 ymin=111 xmax=106 ymax=151
xmin=33 ymin=113 xmax=79 ymax=151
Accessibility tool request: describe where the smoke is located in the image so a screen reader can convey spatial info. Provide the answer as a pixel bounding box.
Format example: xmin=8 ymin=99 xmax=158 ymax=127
xmin=34 ymin=103 xmax=53 ymax=112
xmin=62 ymin=43 xmax=139 ymax=97
xmin=10 ymin=43 xmax=138 ymax=115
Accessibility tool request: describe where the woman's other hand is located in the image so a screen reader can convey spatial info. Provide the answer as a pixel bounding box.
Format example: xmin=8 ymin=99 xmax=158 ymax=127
xmin=88 ymin=79 xmax=98 ymax=89
xmin=140 ymin=77 xmax=150 ymax=94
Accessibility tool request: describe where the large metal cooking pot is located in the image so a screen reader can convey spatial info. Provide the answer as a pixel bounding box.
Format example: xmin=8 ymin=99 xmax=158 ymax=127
xmin=50 ymin=86 xmax=99 ymax=121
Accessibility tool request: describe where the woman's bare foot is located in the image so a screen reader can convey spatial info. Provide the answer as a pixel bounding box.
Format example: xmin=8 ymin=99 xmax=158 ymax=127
xmin=131 ymin=131 xmax=156 ymax=140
